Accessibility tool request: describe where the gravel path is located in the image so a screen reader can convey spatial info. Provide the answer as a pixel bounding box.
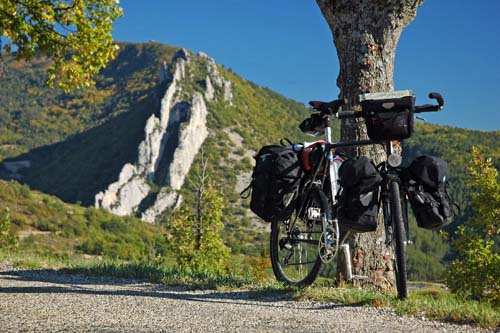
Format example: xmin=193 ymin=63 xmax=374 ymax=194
xmin=0 ymin=266 xmax=491 ymax=332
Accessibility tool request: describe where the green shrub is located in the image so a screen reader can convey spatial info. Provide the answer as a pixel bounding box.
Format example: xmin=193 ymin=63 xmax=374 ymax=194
xmin=0 ymin=207 xmax=18 ymax=251
xmin=166 ymin=184 xmax=231 ymax=275
xmin=447 ymin=147 xmax=500 ymax=304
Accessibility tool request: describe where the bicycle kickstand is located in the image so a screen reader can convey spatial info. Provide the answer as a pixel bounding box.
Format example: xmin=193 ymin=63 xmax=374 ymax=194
xmin=340 ymin=243 xmax=369 ymax=281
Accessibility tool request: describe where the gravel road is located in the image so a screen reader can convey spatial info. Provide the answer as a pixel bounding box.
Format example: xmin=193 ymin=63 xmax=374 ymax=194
xmin=0 ymin=266 xmax=492 ymax=332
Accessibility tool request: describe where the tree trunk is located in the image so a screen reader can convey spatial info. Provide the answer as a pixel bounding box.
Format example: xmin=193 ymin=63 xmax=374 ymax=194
xmin=194 ymin=151 xmax=209 ymax=251
xmin=316 ymin=0 xmax=424 ymax=291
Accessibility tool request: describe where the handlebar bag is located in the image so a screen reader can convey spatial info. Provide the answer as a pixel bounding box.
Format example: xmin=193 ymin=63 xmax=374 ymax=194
xmin=242 ymin=145 xmax=302 ymax=223
xmin=336 ymin=156 xmax=382 ymax=232
xmin=405 ymin=155 xmax=455 ymax=229
xmin=361 ymin=95 xmax=415 ymax=141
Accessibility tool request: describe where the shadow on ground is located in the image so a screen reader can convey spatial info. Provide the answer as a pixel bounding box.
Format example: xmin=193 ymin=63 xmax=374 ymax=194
xmin=0 ymin=269 xmax=349 ymax=310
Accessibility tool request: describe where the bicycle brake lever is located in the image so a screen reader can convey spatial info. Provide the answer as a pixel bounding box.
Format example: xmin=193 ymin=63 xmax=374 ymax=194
xmin=415 ymin=116 xmax=426 ymax=123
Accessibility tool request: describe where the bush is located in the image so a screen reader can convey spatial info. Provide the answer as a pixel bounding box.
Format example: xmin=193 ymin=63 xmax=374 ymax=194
xmin=166 ymin=184 xmax=231 ymax=275
xmin=0 ymin=207 xmax=18 ymax=251
xmin=447 ymin=147 xmax=500 ymax=304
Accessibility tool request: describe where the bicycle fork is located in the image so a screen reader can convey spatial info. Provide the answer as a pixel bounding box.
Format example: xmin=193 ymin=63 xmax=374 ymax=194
xmin=383 ymin=185 xmax=412 ymax=247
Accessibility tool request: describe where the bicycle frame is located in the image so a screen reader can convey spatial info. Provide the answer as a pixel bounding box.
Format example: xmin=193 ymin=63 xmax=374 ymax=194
xmin=289 ymin=112 xmax=410 ymax=265
xmin=272 ymin=91 xmax=443 ymax=296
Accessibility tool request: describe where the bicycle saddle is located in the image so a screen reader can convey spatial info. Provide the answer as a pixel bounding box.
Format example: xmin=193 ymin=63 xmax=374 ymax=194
xmin=309 ymin=99 xmax=345 ymax=114
xmin=309 ymin=101 xmax=329 ymax=110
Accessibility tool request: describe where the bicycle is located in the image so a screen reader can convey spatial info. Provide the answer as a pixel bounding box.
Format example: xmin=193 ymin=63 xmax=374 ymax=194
xmin=269 ymin=91 xmax=444 ymax=299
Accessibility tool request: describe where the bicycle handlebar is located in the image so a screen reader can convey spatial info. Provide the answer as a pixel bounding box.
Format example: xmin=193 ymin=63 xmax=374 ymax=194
xmin=414 ymin=92 xmax=444 ymax=113
xmin=334 ymin=92 xmax=445 ymax=118
xmin=336 ymin=110 xmax=359 ymax=119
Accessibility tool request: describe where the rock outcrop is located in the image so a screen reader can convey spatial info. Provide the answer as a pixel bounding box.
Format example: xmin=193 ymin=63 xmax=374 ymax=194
xmin=95 ymin=49 xmax=231 ymax=222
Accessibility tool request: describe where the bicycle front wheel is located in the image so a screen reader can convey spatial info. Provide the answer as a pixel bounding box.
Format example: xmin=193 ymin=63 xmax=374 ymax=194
xmin=270 ymin=186 xmax=330 ymax=286
xmin=389 ymin=181 xmax=408 ymax=299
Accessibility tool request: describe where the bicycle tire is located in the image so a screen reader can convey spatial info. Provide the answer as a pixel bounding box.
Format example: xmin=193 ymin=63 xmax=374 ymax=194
xmin=270 ymin=186 xmax=330 ymax=286
xmin=389 ymin=181 xmax=409 ymax=299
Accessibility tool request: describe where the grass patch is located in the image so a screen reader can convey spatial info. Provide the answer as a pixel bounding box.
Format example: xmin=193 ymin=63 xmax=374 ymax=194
xmin=62 ymin=261 xmax=255 ymax=290
xmin=295 ymin=286 xmax=500 ymax=329
xmin=0 ymin=250 xmax=86 ymax=270
xmin=1 ymin=251 xmax=498 ymax=329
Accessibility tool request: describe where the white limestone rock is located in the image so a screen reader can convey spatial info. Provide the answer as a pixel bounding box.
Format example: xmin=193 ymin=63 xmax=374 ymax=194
xmin=95 ymin=54 xmax=188 ymax=218
xmin=205 ymin=75 xmax=215 ymax=101
xmin=197 ymin=51 xmax=209 ymax=59
xmin=95 ymin=163 xmax=150 ymax=216
xmin=141 ymin=188 xmax=178 ymax=223
xmin=174 ymin=48 xmax=190 ymax=61
xmin=95 ymin=48 xmax=217 ymax=223
xmin=159 ymin=61 xmax=171 ymax=83
xmin=223 ymin=79 xmax=233 ymax=105
xmin=200 ymin=52 xmax=233 ymax=105
xmin=168 ymin=92 xmax=208 ymax=190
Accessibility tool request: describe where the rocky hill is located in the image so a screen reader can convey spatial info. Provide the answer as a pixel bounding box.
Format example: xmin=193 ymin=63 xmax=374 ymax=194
xmin=0 ymin=42 xmax=310 ymax=255
xmin=0 ymin=42 xmax=499 ymax=263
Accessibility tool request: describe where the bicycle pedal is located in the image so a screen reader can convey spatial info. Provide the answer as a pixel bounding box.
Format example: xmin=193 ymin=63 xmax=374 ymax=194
xmin=404 ymin=240 xmax=413 ymax=245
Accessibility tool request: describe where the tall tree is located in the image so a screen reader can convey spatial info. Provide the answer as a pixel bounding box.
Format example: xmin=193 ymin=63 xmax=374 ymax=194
xmin=316 ymin=0 xmax=424 ymax=290
xmin=0 ymin=0 xmax=122 ymax=91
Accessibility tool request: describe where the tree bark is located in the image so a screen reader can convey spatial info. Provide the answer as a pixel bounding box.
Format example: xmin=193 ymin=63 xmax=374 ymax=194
xmin=194 ymin=151 xmax=209 ymax=251
xmin=316 ymin=0 xmax=424 ymax=291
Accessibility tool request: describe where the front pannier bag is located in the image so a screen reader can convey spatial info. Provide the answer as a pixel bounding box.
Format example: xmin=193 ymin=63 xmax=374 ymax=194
xmin=337 ymin=156 xmax=382 ymax=232
xmin=405 ymin=155 xmax=454 ymax=229
xmin=359 ymin=90 xmax=415 ymax=141
xmin=243 ymin=145 xmax=301 ymax=222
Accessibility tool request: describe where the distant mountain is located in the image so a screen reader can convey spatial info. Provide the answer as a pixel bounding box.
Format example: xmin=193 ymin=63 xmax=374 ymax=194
xmin=0 ymin=42 xmax=310 ymax=255
xmin=0 ymin=42 xmax=498 ymax=261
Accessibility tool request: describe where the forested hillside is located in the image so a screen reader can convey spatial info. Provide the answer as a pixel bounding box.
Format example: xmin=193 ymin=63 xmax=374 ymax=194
xmin=0 ymin=42 xmax=179 ymax=161
xmin=0 ymin=42 xmax=498 ymax=278
xmin=0 ymin=180 xmax=167 ymax=260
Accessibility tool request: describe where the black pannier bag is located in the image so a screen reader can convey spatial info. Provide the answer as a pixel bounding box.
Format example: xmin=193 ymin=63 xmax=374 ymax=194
xmin=337 ymin=156 xmax=382 ymax=232
xmin=242 ymin=145 xmax=302 ymax=222
xmin=405 ymin=155 xmax=455 ymax=229
xmin=359 ymin=91 xmax=415 ymax=141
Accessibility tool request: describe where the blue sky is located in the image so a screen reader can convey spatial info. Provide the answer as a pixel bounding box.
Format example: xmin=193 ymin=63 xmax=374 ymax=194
xmin=113 ymin=1 xmax=500 ymax=131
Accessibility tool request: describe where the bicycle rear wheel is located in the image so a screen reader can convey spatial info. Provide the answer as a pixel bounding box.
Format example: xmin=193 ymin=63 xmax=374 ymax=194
xmin=270 ymin=186 xmax=330 ymax=286
xmin=389 ymin=181 xmax=408 ymax=299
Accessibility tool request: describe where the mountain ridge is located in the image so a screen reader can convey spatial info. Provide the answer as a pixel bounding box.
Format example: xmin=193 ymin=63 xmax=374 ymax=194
xmin=0 ymin=41 xmax=499 ymax=263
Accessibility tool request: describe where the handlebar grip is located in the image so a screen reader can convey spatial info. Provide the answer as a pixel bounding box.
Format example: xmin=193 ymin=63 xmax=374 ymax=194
xmin=414 ymin=92 xmax=445 ymax=113
xmin=429 ymin=92 xmax=444 ymax=109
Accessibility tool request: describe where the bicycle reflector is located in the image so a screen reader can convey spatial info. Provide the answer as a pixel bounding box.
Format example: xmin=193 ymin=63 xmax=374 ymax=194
xmin=388 ymin=153 xmax=402 ymax=167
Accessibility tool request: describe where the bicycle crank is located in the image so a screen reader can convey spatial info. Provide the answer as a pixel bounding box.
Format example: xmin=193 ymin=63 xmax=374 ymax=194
xmin=318 ymin=225 xmax=338 ymax=263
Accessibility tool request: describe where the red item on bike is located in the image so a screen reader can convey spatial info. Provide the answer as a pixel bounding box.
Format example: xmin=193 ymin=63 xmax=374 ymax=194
xmin=300 ymin=141 xmax=326 ymax=173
